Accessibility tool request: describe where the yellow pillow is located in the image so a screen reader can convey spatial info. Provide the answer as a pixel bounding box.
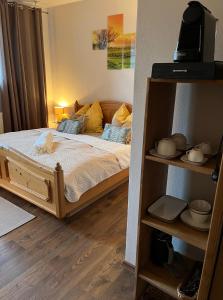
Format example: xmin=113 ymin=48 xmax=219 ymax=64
xmin=85 ymin=101 xmax=103 ymax=133
xmin=112 ymin=104 xmax=130 ymax=125
xmin=124 ymin=113 xmax=132 ymax=123
xmin=76 ymin=104 xmax=90 ymax=116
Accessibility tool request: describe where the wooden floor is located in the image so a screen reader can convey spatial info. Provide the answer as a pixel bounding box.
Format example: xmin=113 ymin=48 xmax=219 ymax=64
xmin=0 ymin=183 xmax=135 ymax=300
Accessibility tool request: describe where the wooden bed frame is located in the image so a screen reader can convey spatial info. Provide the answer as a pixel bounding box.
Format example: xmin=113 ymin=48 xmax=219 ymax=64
xmin=0 ymin=101 xmax=132 ymax=219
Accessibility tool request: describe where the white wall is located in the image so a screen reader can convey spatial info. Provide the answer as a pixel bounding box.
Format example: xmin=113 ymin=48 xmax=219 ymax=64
xmin=44 ymin=0 xmax=137 ymax=110
xmin=125 ymin=0 xmax=223 ymax=265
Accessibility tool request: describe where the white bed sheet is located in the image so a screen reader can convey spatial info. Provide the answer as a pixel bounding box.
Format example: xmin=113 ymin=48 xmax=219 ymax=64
xmin=0 ymin=129 xmax=131 ymax=202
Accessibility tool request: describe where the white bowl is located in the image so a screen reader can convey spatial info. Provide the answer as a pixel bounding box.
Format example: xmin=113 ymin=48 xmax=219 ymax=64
xmin=189 ymin=200 xmax=211 ymax=215
xmin=171 ymin=133 xmax=187 ymax=150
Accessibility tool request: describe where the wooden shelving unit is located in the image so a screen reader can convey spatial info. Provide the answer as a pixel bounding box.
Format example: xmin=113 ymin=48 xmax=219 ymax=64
xmin=139 ymin=255 xmax=194 ymax=299
xmin=139 ymin=265 xmax=184 ymax=299
xmin=134 ymin=78 xmax=223 ymax=300
xmin=142 ymin=216 xmax=208 ymax=251
xmin=145 ymin=155 xmax=216 ymax=176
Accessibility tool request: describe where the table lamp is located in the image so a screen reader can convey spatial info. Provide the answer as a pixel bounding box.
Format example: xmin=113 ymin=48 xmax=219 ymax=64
xmin=54 ymin=106 xmax=69 ymax=123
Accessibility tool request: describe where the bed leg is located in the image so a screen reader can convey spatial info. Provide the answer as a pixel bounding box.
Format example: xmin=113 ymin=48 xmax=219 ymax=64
xmin=54 ymin=163 xmax=65 ymax=219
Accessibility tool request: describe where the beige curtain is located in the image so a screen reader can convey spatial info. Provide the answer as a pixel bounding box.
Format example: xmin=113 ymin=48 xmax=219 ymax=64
xmin=0 ymin=0 xmax=48 ymax=132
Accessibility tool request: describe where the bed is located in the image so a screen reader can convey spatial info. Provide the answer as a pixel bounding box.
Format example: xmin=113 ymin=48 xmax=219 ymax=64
xmin=0 ymin=101 xmax=132 ymax=218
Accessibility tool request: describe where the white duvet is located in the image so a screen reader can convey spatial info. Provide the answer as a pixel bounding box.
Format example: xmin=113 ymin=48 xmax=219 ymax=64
xmin=0 ymin=129 xmax=131 ymax=202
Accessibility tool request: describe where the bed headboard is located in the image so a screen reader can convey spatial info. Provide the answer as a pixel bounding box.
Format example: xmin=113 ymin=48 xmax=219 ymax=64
xmin=74 ymin=100 xmax=132 ymax=124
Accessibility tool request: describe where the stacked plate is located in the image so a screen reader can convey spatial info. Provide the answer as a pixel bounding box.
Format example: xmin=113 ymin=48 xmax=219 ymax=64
xmin=147 ymin=197 xmax=211 ymax=232
xmin=148 ymin=195 xmax=187 ymax=223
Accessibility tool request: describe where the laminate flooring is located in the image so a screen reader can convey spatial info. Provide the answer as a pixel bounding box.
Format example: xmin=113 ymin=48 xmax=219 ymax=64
xmin=0 ymin=183 xmax=134 ymax=300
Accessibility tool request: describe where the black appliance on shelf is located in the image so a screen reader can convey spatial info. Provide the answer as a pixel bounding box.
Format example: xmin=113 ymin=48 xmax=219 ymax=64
xmin=151 ymin=230 xmax=174 ymax=267
xmin=152 ymin=61 xmax=223 ymax=80
xmin=151 ymin=1 xmax=223 ymax=80
xmin=174 ymin=1 xmax=217 ymax=63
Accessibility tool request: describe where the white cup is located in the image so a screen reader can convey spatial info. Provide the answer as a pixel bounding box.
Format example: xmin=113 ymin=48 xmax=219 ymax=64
xmin=189 ymin=200 xmax=212 ymax=215
xmin=187 ymin=148 xmax=204 ymax=163
xmin=157 ymin=138 xmax=176 ymax=157
xmin=171 ymin=133 xmax=187 ymax=150
xmin=195 ymin=143 xmax=212 ymax=155
xmin=190 ymin=210 xmax=210 ymax=224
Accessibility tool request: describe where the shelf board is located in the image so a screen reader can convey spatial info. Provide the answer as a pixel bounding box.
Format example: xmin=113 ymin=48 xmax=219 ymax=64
xmin=139 ymin=258 xmax=195 ymax=299
xmin=150 ymin=78 xmax=223 ymax=85
xmin=142 ymin=216 xmax=208 ymax=251
xmin=145 ymin=155 xmax=215 ymax=176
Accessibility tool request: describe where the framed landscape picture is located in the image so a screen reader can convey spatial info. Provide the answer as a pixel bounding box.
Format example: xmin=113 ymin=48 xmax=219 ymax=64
xmin=107 ymin=14 xmax=124 ymax=70
xmin=122 ymin=33 xmax=136 ymax=69
xmin=92 ymin=14 xmax=136 ymax=70
xmin=92 ymin=29 xmax=108 ymax=50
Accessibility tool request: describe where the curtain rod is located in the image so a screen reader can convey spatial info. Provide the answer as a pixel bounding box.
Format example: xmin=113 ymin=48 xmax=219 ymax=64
xmin=8 ymin=1 xmax=48 ymax=14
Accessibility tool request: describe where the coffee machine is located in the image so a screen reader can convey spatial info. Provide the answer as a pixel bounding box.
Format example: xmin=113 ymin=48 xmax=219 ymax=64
xmin=152 ymin=1 xmax=223 ymax=80
xmin=174 ymin=1 xmax=217 ymax=62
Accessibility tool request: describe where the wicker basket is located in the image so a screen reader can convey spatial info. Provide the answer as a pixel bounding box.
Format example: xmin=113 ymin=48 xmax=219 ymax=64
xmin=177 ymin=285 xmax=197 ymax=300
xmin=177 ymin=262 xmax=201 ymax=300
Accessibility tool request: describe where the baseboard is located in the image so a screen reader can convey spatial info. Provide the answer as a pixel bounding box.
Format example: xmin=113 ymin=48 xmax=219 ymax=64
xmin=123 ymin=260 xmax=135 ymax=273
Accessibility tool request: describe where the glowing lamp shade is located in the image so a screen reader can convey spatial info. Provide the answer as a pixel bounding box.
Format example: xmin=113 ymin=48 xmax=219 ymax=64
xmin=54 ymin=106 xmax=69 ymax=123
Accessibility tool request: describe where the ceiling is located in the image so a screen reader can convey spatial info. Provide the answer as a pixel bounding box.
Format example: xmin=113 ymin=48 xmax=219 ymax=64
xmin=17 ymin=0 xmax=82 ymax=8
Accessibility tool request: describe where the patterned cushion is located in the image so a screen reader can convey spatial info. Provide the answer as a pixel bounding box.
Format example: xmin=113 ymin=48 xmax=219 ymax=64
xmin=70 ymin=114 xmax=87 ymax=133
xmin=122 ymin=119 xmax=132 ymax=144
xmin=57 ymin=120 xmax=67 ymax=132
xmin=101 ymin=124 xmax=111 ymax=140
xmin=57 ymin=120 xmax=81 ymax=134
xmin=63 ymin=120 xmax=81 ymax=134
xmin=101 ymin=124 xmax=131 ymax=144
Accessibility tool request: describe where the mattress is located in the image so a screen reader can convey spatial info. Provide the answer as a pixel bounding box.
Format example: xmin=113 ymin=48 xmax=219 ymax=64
xmin=0 ymin=129 xmax=130 ymax=203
